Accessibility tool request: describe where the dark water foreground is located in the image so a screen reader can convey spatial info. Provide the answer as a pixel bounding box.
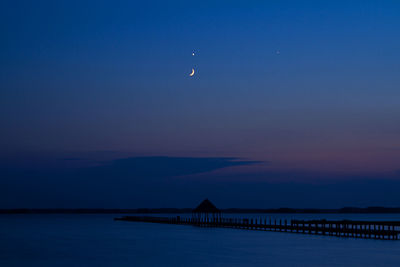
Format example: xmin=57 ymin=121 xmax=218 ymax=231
xmin=2 ymin=214 xmax=400 ymax=266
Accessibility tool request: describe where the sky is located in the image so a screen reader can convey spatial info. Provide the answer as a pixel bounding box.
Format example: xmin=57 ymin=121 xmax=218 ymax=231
xmin=1 ymin=0 xmax=400 ymax=208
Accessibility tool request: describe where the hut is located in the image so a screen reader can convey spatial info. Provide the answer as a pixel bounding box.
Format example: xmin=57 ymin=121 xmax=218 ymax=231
xmin=192 ymin=199 xmax=222 ymax=221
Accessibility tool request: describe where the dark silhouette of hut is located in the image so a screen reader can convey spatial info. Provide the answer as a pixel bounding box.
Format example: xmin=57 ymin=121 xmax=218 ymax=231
xmin=192 ymin=199 xmax=222 ymax=221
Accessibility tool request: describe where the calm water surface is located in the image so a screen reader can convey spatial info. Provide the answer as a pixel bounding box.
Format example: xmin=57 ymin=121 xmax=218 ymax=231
xmin=1 ymin=214 xmax=400 ymax=266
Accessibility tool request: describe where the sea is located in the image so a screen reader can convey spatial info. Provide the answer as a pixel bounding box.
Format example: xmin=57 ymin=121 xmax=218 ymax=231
xmin=1 ymin=213 xmax=400 ymax=266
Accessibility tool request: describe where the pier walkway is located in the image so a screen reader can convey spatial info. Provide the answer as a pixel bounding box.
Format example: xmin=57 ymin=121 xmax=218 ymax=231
xmin=115 ymin=216 xmax=400 ymax=240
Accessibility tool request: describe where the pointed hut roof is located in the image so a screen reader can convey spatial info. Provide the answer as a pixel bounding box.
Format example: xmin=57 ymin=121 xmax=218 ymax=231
xmin=193 ymin=199 xmax=220 ymax=213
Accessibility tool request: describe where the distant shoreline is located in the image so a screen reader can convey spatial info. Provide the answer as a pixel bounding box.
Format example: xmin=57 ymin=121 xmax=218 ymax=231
xmin=2 ymin=207 xmax=400 ymax=214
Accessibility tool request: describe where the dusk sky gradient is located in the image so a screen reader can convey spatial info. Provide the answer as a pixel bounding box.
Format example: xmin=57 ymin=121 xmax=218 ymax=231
xmin=1 ymin=0 xmax=400 ymax=208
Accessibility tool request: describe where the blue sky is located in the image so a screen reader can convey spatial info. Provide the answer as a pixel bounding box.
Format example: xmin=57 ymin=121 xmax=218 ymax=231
xmin=1 ymin=0 xmax=400 ymax=208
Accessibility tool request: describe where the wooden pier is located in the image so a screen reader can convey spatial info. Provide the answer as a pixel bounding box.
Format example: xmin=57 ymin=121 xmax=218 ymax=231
xmin=115 ymin=216 xmax=400 ymax=240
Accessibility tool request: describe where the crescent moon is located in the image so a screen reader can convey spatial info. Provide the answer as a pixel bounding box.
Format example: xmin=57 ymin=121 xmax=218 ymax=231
xmin=189 ymin=68 xmax=195 ymax=77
